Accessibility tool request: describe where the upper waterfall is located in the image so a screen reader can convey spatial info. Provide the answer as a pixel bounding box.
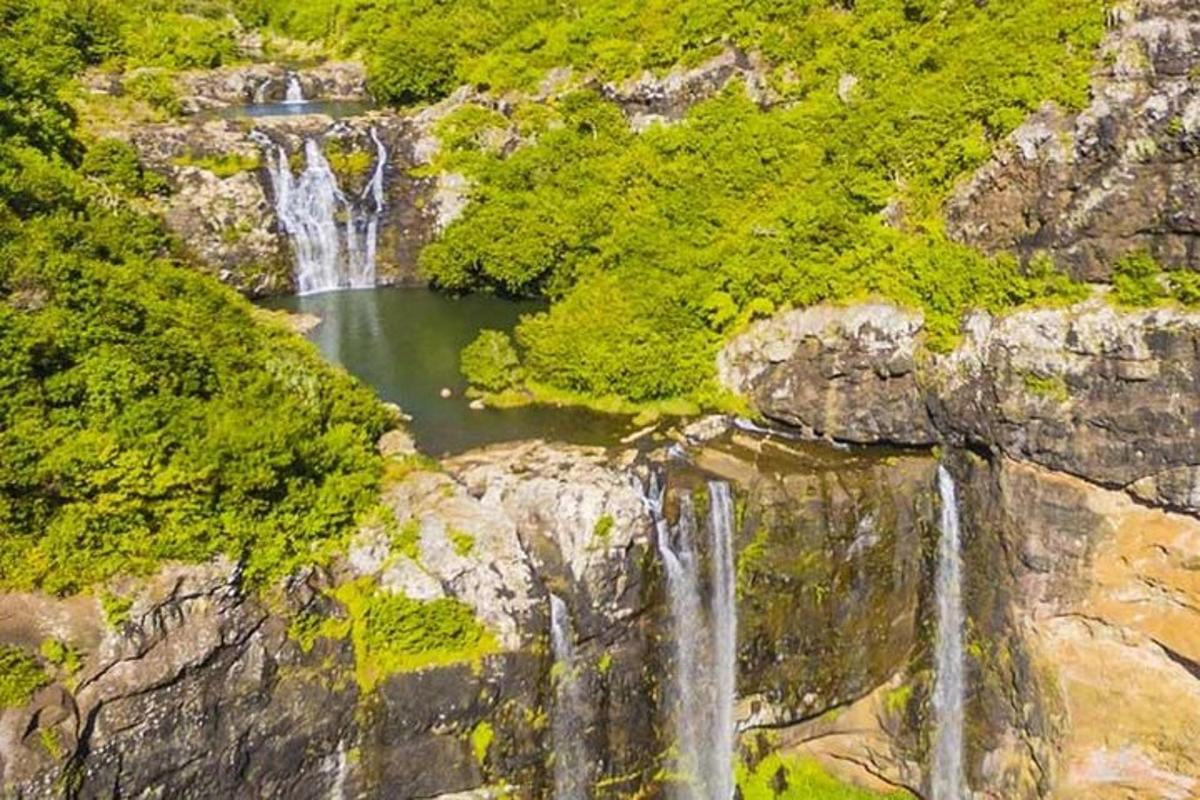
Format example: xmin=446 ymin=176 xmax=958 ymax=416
xmin=260 ymin=130 xmax=387 ymax=295
xmin=284 ymin=74 xmax=305 ymax=104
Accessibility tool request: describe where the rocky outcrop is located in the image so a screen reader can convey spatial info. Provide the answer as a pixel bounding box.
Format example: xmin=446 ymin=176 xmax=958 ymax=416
xmin=717 ymin=303 xmax=936 ymax=445
xmin=128 ymin=111 xmax=441 ymax=295
xmin=171 ymin=62 xmax=369 ymax=114
xmin=720 ymin=299 xmax=1200 ymax=514
xmin=946 ymin=0 xmax=1200 ymax=280
xmin=600 ymin=47 xmax=772 ymax=131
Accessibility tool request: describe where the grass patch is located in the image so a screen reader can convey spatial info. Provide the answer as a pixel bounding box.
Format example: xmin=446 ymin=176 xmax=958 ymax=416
xmin=470 ymin=721 xmax=494 ymax=764
xmin=449 ymin=527 xmax=475 ymax=557
xmin=173 ymin=150 xmax=262 ymax=178
xmin=737 ymin=752 xmax=912 ymax=800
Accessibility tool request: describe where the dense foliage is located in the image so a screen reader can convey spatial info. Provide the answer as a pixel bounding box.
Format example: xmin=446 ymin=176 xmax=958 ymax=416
xmin=0 ymin=0 xmax=391 ymax=594
xmin=413 ymin=0 xmax=1104 ymax=401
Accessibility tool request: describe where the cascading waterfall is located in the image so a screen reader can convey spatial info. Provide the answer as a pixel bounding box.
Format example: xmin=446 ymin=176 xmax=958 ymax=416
xmin=640 ymin=473 xmax=737 ymax=800
xmin=285 ymin=73 xmax=305 ymax=104
xmin=260 ymin=129 xmax=387 ymax=295
xmin=549 ymin=594 xmax=590 ymax=800
xmin=932 ymin=466 xmax=967 ymax=800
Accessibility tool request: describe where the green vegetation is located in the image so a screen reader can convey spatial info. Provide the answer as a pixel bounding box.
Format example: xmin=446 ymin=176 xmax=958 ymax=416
xmin=305 ymin=579 xmax=496 ymax=690
xmin=323 ymin=140 xmax=373 ymax=182
xmin=82 ymin=139 xmax=168 ymax=196
xmin=1022 ymin=372 xmax=1069 ymax=402
xmin=124 ymin=69 xmax=185 ymax=116
xmin=172 ymin=149 xmax=262 ymax=178
xmin=0 ymin=646 xmax=47 ymax=708
xmin=100 ymin=591 xmax=135 ymax=628
xmin=396 ymin=0 xmax=1105 ymax=404
xmin=736 ymin=752 xmax=911 ymax=800
xmin=470 ymin=720 xmax=495 ymax=764
xmin=884 ymin=684 xmax=913 ymax=716
xmin=1110 ymin=250 xmax=1200 ymax=308
xmin=460 ymin=330 xmax=522 ymax=393
xmin=592 ymin=513 xmax=614 ymax=541
xmin=449 ymin=527 xmax=476 ymax=557
xmin=1 ymin=0 xmax=392 ymax=595
xmin=39 ymin=638 xmax=82 ymax=677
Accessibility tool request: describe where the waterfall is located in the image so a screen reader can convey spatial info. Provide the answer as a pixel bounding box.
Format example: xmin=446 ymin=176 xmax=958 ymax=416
xmin=260 ymin=131 xmax=387 ymax=295
xmin=252 ymin=78 xmax=272 ymax=104
xmin=285 ymin=73 xmax=305 ymax=104
xmin=640 ymin=473 xmax=737 ymax=800
xmin=708 ymin=481 xmax=737 ymax=800
xmin=550 ymin=594 xmax=589 ymax=799
xmin=932 ymin=466 xmax=967 ymax=800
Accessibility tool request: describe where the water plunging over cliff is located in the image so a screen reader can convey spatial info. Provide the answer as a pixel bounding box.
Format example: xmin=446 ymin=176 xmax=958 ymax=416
xmin=642 ymin=474 xmax=737 ymax=799
xmin=708 ymin=481 xmax=737 ymax=800
xmin=550 ymin=594 xmax=589 ymax=799
xmin=262 ymin=132 xmax=387 ymax=294
xmin=932 ymin=466 xmax=967 ymax=800
xmin=285 ymin=74 xmax=305 ymax=104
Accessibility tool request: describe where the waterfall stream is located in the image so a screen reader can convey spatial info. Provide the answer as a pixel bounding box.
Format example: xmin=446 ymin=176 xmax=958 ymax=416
xmin=260 ymin=131 xmax=387 ymax=295
xmin=641 ymin=473 xmax=737 ymax=799
xmin=550 ymin=594 xmax=589 ymax=800
xmin=285 ymin=74 xmax=305 ymax=104
xmin=932 ymin=466 xmax=967 ymax=800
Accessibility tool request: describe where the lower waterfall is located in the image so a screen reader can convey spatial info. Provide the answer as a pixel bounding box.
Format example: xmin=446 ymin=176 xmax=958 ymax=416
xmin=261 ymin=131 xmax=387 ymax=295
xmin=549 ymin=594 xmax=589 ymax=799
xmin=642 ymin=474 xmax=737 ymax=799
xmin=932 ymin=466 xmax=967 ymax=800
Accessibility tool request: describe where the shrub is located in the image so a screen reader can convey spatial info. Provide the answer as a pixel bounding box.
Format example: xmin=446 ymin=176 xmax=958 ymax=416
xmin=124 ymin=70 xmax=183 ymax=116
xmin=0 ymin=646 xmax=46 ymax=709
xmin=82 ymin=138 xmax=166 ymax=195
xmin=460 ymin=329 xmax=522 ymax=392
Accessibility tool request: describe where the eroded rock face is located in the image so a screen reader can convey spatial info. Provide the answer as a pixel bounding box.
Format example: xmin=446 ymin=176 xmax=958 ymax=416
xmin=946 ymin=0 xmax=1200 ymax=280
xmin=994 ymin=459 xmax=1200 ymax=800
xmin=720 ymin=299 xmax=1200 ymax=513
xmin=717 ymin=303 xmax=936 ymax=445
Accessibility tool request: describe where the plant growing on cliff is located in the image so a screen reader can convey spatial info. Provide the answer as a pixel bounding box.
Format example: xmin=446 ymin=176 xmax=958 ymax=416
xmin=0 ymin=646 xmax=47 ymax=709
xmin=306 ymin=579 xmax=497 ymax=691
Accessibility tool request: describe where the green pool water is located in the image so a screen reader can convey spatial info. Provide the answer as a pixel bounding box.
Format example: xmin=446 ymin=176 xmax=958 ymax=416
xmin=264 ymin=287 xmax=628 ymax=455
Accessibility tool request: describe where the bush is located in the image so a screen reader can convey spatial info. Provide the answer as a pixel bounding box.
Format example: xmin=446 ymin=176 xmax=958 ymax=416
xmin=1111 ymin=250 xmax=1166 ymax=306
xmin=460 ymin=329 xmax=522 ymax=392
xmin=124 ymin=70 xmax=183 ymax=116
xmin=0 ymin=646 xmax=46 ymax=709
xmin=82 ymin=138 xmax=166 ymax=195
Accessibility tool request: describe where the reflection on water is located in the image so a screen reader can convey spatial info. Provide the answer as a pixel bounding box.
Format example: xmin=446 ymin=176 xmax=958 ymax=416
xmin=263 ymin=287 xmax=629 ymax=455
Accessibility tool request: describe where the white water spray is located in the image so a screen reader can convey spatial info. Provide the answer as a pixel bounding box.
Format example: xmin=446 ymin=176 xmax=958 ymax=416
xmin=260 ymin=131 xmax=387 ymax=294
xmin=285 ymin=73 xmax=306 ymax=104
xmin=550 ymin=594 xmax=589 ymax=800
xmin=932 ymin=466 xmax=967 ymax=800
xmin=640 ymin=473 xmax=737 ymax=799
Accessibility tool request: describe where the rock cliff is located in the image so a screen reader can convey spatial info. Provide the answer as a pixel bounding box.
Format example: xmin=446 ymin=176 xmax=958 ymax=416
xmin=947 ymin=0 xmax=1200 ymax=280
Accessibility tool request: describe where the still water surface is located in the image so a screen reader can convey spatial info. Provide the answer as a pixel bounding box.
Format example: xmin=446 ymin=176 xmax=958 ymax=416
xmin=264 ymin=288 xmax=628 ymax=455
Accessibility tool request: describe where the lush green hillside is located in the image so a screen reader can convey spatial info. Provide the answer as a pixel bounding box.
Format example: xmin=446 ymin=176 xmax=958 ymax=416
xmin=0 ymin=0 xmax=391 ymax=594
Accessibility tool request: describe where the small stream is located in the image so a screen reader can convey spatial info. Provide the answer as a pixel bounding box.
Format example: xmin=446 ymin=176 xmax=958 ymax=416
xmin=263 ymin=287 xmax=628 ymax=455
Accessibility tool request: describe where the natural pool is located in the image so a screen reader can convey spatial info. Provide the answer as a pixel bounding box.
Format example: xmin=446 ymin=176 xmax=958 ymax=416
xmin=264 ymin=287 xmax=629 ymax=455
